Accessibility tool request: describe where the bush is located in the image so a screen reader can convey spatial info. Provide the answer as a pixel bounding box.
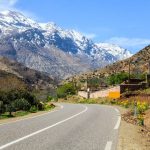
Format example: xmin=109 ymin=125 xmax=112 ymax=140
xmin=0 ymin=89 xmax=38 ymax=115
xmin=29 ymin=106 xmax=38 ymax=113
xmin=37 ymin=102 xmax=45 ymax=110
xmin=13 ymin=98 xmax=31 ymax=111
xmin=137 ymin=114 xmax=144 ymax=125
xmin=0 ymin=101 xmax=5 ymax=114
xmin=6 ymin=103 xmax=16 ymax=116
xmin=18 ymin=90 xmax=37 ymax=105
xmin=107 ymin=72 xmax=128 ymax=85
xmin=44 ymin=103 xmax=55 ymax=110
xmin=47 ymin=95 xmax=53 ymax=102
xmin=137 ymin=101 xmax=149 ymax=114
xmin=88 ymin=78 xmax=101 ymax=89
xmin=57 ymin=83 xmax=76 ymax=98
xmin=120 ymin=100 xmax=130 ymax=108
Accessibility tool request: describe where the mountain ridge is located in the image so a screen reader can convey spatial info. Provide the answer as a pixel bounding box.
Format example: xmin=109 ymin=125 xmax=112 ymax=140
xmin=0 ymin=10 xmax=132 ymax=79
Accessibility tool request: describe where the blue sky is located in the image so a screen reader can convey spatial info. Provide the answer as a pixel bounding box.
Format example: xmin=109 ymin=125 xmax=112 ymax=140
xmin=0 ymin=0 xmax=150 ymax=53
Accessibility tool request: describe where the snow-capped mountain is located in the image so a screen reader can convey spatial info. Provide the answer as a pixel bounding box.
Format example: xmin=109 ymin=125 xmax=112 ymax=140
xmin=0 ymin=10 xmax=132 ymax=79
xmin=0 ymin=10 xmax=39 ymax=31
xmin=96 ymin=43 xmax=132 ymax=60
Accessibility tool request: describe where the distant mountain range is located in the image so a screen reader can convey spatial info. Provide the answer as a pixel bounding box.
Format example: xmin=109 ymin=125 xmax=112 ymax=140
xmin=0 ymin=10 xmax=132 ymax=79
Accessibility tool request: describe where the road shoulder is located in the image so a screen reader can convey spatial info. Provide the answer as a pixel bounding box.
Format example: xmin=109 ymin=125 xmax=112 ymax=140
xmin=115 ymin=106 xmax=150 ymax=150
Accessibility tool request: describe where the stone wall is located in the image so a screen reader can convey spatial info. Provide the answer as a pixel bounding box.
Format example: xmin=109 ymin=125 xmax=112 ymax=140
xmin=78 ymin=83 xmax=147 ymax=99
xmin=78 ymin=91 xmax=88 ymax=98
xmin=78 ymin=86 xmax=120 ymax=98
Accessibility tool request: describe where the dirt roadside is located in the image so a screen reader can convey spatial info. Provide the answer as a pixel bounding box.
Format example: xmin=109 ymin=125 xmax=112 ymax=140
xmin=115 ymin=106 xmax=150 ymax=150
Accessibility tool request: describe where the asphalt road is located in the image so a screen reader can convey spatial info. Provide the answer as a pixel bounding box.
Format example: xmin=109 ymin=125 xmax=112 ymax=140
xmin=0 ymin=103 xmax=121 ymax=150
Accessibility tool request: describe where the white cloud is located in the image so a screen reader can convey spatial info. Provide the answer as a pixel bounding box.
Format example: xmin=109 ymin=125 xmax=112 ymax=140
xmin=106 ymin=37 xmax=150 ymax=47
xmin=0 ymin=0 xmax=18 ymax=10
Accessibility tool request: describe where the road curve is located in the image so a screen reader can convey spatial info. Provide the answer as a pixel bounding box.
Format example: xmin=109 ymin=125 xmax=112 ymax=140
xmin=0 ymin=103 xmax=120 ymax=150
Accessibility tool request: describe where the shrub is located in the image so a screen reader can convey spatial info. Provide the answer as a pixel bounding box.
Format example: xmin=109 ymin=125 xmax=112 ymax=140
xmin=0 ymin=101 xmax=5 ymax=114
xmin=0 ymin=89 xmax=38 ymax=115
xmin=57 ymin=83 xmax=76 ymax=98
xmin=120 ymin=100 xmax=130 ymax=108
xmin=137 ymin=101 xmax=149 ymax=114
xmin=29 ymin=106 xmax=38 ymax=113
xmin=110 ymin=99 xmax=117 ymax=105
xmin=6 ymin=103 xmax=16 ymax=116
xmin=53 ymin=96 xmax=58 ymax=102
xmin=13 ymin=98 xmax=31 ymax=111
xmin=19 ymin=90 xmax=37 ymax=105
xmin=38 ymin=102 xmax=45 ymax=110
xmin=88 ymin=78 xmax=101 ymax=90
xmin=47 ymin=95 xmax=53 ymax=102
xmin=44 ymin=103 xmax=55 ymax=110
xmin=107 ymin=72 xmax=128 ymax=85
xmin=78 ymin=98 xmax=87 ymax=103
xmin=137 ymin=114 xmax=144 ymax=126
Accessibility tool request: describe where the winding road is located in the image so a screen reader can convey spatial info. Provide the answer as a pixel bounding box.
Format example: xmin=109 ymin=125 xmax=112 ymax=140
xmin=0 ymin=104 xmax=121 ymax=150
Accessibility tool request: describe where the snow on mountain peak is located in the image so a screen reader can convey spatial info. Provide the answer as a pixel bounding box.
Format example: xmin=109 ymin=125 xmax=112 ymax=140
xmin=38 ymin=20 xmax=132 ymax=60
xmin=1 ymin=10 xmax=11 ymax=15
xmin=40 ymin=22 xmax=60 ymax=31
xmin=67 ymin=30 xmax=84 ymax=41
xmin=40 ymin=22 xmax=86 ymax=45
xmin=0 ymin=10 xmax=40 ymax=30
xmin=96 ymin=43 xmax=132 ymax=60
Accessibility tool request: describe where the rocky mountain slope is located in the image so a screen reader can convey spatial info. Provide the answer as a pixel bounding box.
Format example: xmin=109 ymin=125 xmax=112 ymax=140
xmin=65 ymin=45 xmax=150 ymax=82
xmin=0 ymin=10 xmax=132 ymax=79
xmin=0 ymin=56 xmax=55 ymax=90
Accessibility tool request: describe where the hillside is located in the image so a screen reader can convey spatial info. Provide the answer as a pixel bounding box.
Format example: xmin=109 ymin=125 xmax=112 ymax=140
xmin=65 ymin=45 xmax=150 ymax=82
xmin=0 ymin=57 xmax=56 ymax=91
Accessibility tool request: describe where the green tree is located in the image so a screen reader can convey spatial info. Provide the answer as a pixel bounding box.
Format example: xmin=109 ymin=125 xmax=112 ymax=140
xmin=13 ymin=98 xmax=31 ymax=111
xmin=57 ymin=83 xmax=76 ymax=98
xmin=0 ymin=101 xmax=5 ymax=115
xmin=107 ymin=72 xmax=129 ymax=85
xmin=0 ymin=89 xmax=38 ymax=115
xmin=88 ymin=77 xmax=101 ymax=90
xmin=6 ymin=102 xmax=16 ymax=116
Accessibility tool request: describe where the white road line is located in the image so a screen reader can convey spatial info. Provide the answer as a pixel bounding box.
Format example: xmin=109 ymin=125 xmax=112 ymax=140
xmin=114 ymin=108 xmax=119 ymax=113
xmin=0 ymin=104 xmax=64 ymax=127
xmin=0 ymin=105 xmax=88 ymax=150
xmin=105 ymin=141 xmax=112 ymax=150
xmin=114 ymin=116 xmax=121 ymax=129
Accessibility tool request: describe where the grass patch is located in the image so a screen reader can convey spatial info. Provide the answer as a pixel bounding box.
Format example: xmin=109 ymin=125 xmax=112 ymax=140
xmin=0 ymin=111 xmax=30 ymax=120
xmin=0 ymin=112 xmax=14 ymax=119
xmin=15 ymin=111 xmax=30 ymax=117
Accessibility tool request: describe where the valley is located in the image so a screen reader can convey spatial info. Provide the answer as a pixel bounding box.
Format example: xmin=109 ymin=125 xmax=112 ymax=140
xmin=0 ymin=3 xmax=150 ymax=150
